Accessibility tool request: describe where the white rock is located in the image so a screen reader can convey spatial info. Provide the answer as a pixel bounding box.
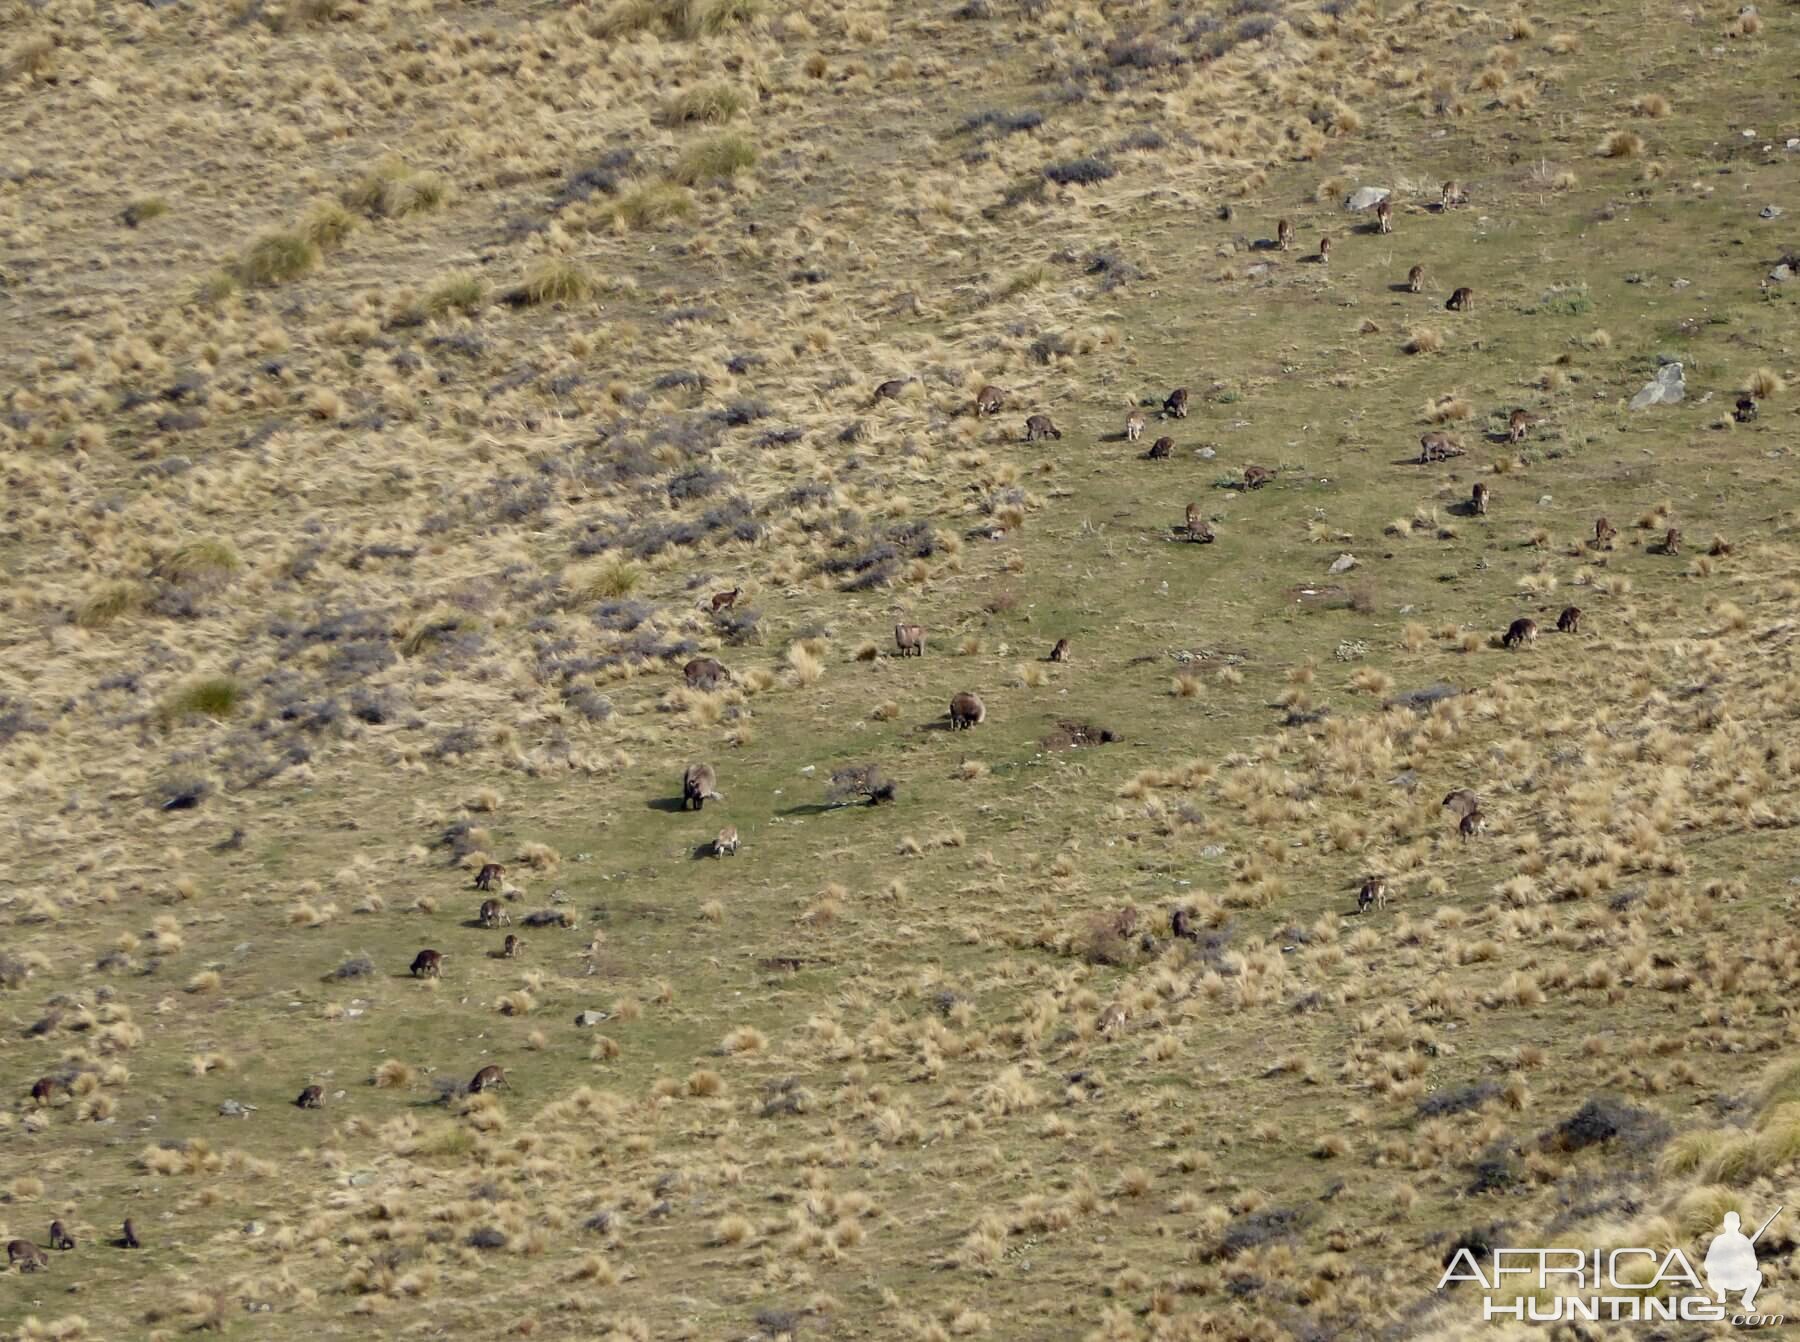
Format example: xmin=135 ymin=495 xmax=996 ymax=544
xmin=1343 ymin=186 xmax=1391 ymax=212
xmin=1328 ymin=553 xmax=1357 ymax=574
xmin=1629 ymin=362 xmax=1685 ymax=409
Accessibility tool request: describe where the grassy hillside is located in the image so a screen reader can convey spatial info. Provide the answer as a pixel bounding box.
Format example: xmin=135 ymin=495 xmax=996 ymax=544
xmin=3 ymin=0 xmax=1799 ymax=1338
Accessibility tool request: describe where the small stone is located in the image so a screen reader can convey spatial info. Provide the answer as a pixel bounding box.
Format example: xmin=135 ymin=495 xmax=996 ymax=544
xmin=1760 ymin=205 xmax=1783 ymax=219
xmin=1198 ymin=446 xmax=1216 ymax=459
xmin=575 ymin=1010 xmax=610 ymax=1027
xmin=1539 ymin=495 xmax=1554 ymax=507
xmin=1772 ymin=264 xmax=1794 ymax=282
xmin=347 ymin=1171 xmax=375 ymax=1187
xmin=1743 ymin=128 xmax=1757 ymax=139
xmin=1328 ymin=553 xmax=1357 ymax=574
xmin=217 ymin=1099 xmax=255 ymax=1118
xmin=243 ymin=1221 xmax=265 ymax=1238
xmin=1671 ymin=278 xmax=1691 ymax=289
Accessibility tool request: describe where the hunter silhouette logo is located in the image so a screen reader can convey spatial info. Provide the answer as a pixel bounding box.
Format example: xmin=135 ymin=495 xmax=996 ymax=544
xmin=1705 ymin=1208 xmax=1780 ymax=1312
xmin=1438 ymin=1205 xmax=1784 ymax=1327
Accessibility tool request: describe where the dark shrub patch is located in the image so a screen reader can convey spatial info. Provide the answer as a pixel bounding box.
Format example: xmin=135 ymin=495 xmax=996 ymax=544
xmin=961 ymin=108 xmax=1043 ymax=138
xmin=1044 ymin=157 xmax=1116 ymax=186
xmin=666 ymin=466 xmax=727 ymax=503
xmin=1542 ymin=1096 xmax=1670 ymax=1155
xmin=1214 ymin=1206 xmax=1305 ymax=1260
xmin=1418 ymin=1082 xmax=1499 ymax=1118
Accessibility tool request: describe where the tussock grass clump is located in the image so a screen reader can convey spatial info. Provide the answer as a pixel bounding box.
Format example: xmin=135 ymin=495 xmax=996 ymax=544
xmin=608 ymin=182 xmax=695 ymax=231
xmin=343 ymin=158 xmax=449 ymax=219
xmin=674 ymin=133 xmax=757 ymax=184
xmin=238 ymin=230 xmax=318 ymax=286
xmin=300 ymin=199 xmax=357 ymax=252
xmin=1632 ymin=93 xmax=1671 ymax=118
xmin=666 ymin=84 xmax=745 ymax=124
xmin=122 ymin=197 xmax=168 ymax=227
xmin=517 ymin=257 xmax=594 ymax=306
xmin=569 ymin=556 xmax=643 ymax=601
xmin=161 ymin=678 xmax=245 ymax=723
xmin=76 ymin=581 xmax=148 ymax=628
xmin=1744 ymin=368 xmax=1784 ymax=399
xmin=1597 ymin=130 xmax=1644 ymax=158
xmin=1404 ymin=327 xmax=1442 ymax=355
xmin=423 ymin=273 xmax=486 ymax=316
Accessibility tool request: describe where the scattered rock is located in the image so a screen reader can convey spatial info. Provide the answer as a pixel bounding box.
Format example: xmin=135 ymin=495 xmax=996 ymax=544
xmin=1328 ymin=553 xmax=1357 ymax=575
xmin=217 ymin=1099 xmax=256 ymax=1119
xmin=1198 ymin=446 xmax=1216 ymax=459
xmin=574 ymin=1010 xmax=610 ymax=1027
xmin=1343 ymin=186 xmax=1390 ymax=212
xmin=1629 ymin=361 xmax=1685 ymax=409
xmin=1760 ymin=205 xmax=1783 ymax=220
xmin=1772 ymin=264 xmax=1795 ymax=282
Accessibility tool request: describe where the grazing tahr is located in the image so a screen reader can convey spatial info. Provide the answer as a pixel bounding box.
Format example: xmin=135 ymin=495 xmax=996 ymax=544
xmin=1418 ymin=431 xmax=1463 ymax=463
xmin=1471 ymin=481 xmax=1490 ymax=516
xmin=871 ymin=377 xmax=911 ymax=404
xmin=410 ymin=949 xmax=444 ymax=978
xmin=7 ymin=1239 xmax=46 ymax=1272
xmin=501 ymin=934 xmax=524 ymax=959
xmin=1126 ymin=410 xmax=1146 ymax=441
xmin=1502 ymin=617 xmax=1538 ymax=649
xmin=121 ymin=1219 xmax=140 ymax=1249
xmin=1185 ymin=503 xmax=1206 ymax=537
xmin=683 ymin=656 xmax=730 ymax=690
xmin=48 ymin=1222 xmax=74 ymax=1251
xmin=1024 ymin=413 xmax=1061 ymax=442
xmin=1358 ymin=876 xmax=1388 ymax=913
xmin=1147 ymin=436 xmax=1173 ymax=460
xmin=1171 ymin=907 xmax=1201 ymax=942
xmin=1277 ymin=218 xmax=1295 ymax=251
xmin=974 ymin=384 xmax=1005 ymax=417
xmin=1048 ymin=638 xmax=1071 ymax=663
xmin=468 ymin=1065 xmax=506 ymax=1095
xmin=295 ymin=1085 xmax=324 ymax=1109
xmin=683 ymin=762 xmax=723 ymax=811
xmin=1441 ymin=789 xmax=1480 ymax=819
xmin=1407 ymin=264 xmax=1425 ymax=293
xmin=1446 ymin=286 xmax=1474 ymax=312
xmin=479 ymin=898 xmax=511 ymax=928
xmin=1376 ymin=199 xmax=1393 ymax=234
xmin=712 ymin=826 xmax=740 ymax=858
xmin=1710 ymin=536 xmax=1732 ymax=557
xmin=709 ymin=587 xmax=741 ymax=612
xmin=1164 ymin=387 xmax=1190 ymax=419
xmin=1557 ymin=606 xmax=1582 ymax=634
xmin=1663 ymin=527 xmax=1682 ymax=556
xmin=474 ymin=863 xmax=504 ymax=892
xmin=1097 ymin=1002 xmax=1128 ymax=1038
xmin=1243 ymin=464 xmax=1274 ymax=489
xmin=1734 ymin=395 xmax=1758 ymax=423
xmin=30 ymin=1076 xmax=63 ymax=1104
xmin=1594 ymin=516 xmax=1617 ymax=549
xmin=949 ymin=691 xmax=986 ymax=730
xmin=894 ymin=623 xmax=925 ymax=657
xmin=1507 ymin=410 xmax=1538 ymax=443
xmin=1459 ymin=810 xmax=1486 ymax=841
xmin=1441 ymin=180 xmax=1465 ymax=208
xmin=1318 ymin=235 xmax=1332 ymax=265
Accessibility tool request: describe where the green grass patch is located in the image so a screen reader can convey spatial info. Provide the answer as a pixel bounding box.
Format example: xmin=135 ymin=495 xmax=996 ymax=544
xmin=608 ymin=182 xmax=694 ymax=230
xmin=161 ymin=677 xmax=246 ymax=723
xmin=300 ymin=199 xmax=358 ymax=252
xmin=238 ymin=230 xmax=319 ymax=286
xmin=343 ymin=157 xmax=450 ymax=219
xmin=424 ymin=273 xmax=488 ymax=316
xmin=75 ymin=581 xmax=149 ymax=629
xmin=159 ymin=538 xmax=243 ymax=585
xmin=666 ymin=83 xmax=745 ymax=124
xmin=515 ymin=257 xmax=595 ymax=306
xmin=674 ymin=133 xmax=756 ymax=184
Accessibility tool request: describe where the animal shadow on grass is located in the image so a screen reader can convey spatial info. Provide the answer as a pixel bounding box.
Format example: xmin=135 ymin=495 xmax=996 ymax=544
xmin=689 ymin=839 xmax=721 ymax=860
xmin=1250 ymin=237 xmax=1282 ymax=251
xmin=1387 ymin=281 xmax=1419 ymax=293
xmin=645 ymin=796 xmax=688 ymax=813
